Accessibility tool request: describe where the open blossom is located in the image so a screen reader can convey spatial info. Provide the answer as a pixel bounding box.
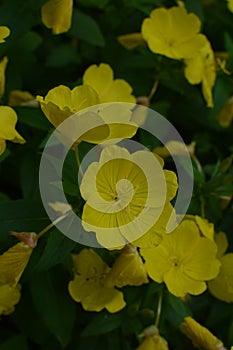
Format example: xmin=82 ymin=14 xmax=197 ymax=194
xmin=37 ymin=64 xmax=138 ymax=143
xmin=80 ymin=145 xmax=177 ymax=249
xmin=141 ymin=6 xmax=206 ymax=60
xmin=141 ymin=220 xmax=220 ymax=297
xmin=0 ymin=106 xmax=25 ymax=155
xmin=68 ymin=249 xmax=126 ymax=313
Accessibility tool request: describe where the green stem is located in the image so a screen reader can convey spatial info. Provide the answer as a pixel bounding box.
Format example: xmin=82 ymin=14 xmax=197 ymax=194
xmin=37 ymin=212 xmax=69 ymax=239
xmin=75 ymin=145 xmax=83 ymax=177
xmin=155 ymin=290 xmax=163 ymax=328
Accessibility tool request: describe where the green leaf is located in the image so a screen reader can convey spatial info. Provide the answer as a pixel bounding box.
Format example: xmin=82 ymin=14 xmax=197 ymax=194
xmin=29 ymin=268 xmax=76 ymax=347
xmin=15 ymin=107 xmax=51 ymax=131
xmin=164 ymin=292 xmax=191 ymax=328
xmin=36 ymin=229 xmax=76 ymax=270
xmin=0 ymin=335 xmax=28 ymax=350
xmin=185 ymin=0 xmax=204 ymax=24
xmin=69 ymin=10 xmax=105 ymax=47
xmin=81 ymin=311 xmax=124 ymax=337
xmin=76 ymin=0 xmax=110 ymax=9
xmin=46 ymin=44 xmax=81 ymax=67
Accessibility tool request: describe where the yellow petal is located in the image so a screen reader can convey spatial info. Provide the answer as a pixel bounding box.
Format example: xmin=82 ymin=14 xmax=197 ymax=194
xmin=137 ymin=334 xmax=169 ymax=350
xmin=0 ymin=284 xmax=21 ymax=315
xmin=0 ymin=26 xmax=10 ymax=43
xmin=195 ymin=215 xmax=214 ymax=240
xmin=227 ymin=0 xmax=233 ymax=12
xmin=208 ymin=253 xmax=233 ymax=302
xmin=180 ymin=316 xmax=225 ymax=350
xmin=83 ymin=63 xmax=136 ymax=103
xmin=71 ymin=249 xmax=106 ymax=276
xmin=215 ymin=231 xmax=228 ymax=257
xmin=0 ymin=138 xmax=6 ymax=155
xmin=0 ymin=56 xmax=8 ymax=95
xmin=0 ymin=242 xmax=33 ymax=286
xmin=41 ymin=0 xmax=73 ymax=34
xmin=216 ymin=97 xmax=233 ymax=128
xmin=118 ymin=33 xmax=145 ymax=50
xmin=165 ymin=268 xmax=206 ymax=297
xmin=106 ymin=245 xmax=148 ymax=287
xmin=0 ymin=106 xmax=25 ymax=143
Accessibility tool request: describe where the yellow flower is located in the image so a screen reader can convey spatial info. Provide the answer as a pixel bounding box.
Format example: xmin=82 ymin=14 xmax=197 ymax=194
xmin=137 ymin=326 xmax=169 ymax=350
xmin=184 ymin=37 xmax=216 ymax=107
xmin=180 ymin=316 xmax=226 ymax=350
xmin=140 ymin=220 xmax=220 ymax=297
xmin=37 ymin=85 xmax=110 ymax=144
xmin=83 ymin=63 xmax=136 ymax=103
xmin=208 ymin=232 xmax=233 ymax=302
xmin=0 ymin=26 xmax=10 ymax=43
xmin=105 ymin=245 xmax=148 ymax=287
xmin=216 ymin=96 xmax=233 ymax=128
xmin=0 ymin=106 xmax=25 ymax=155
xmin=141 ymin=6 xmax=206 ymax=60
xmin=0 ymin=56 xmax=8 ymax=95
xmin=117 ymin=33 xmax=146 ymax=49
xmin=227 ymin=0 xmax=233 ymax=12
xmin=80 ymin=145 xmax=177 ymax=249
xmin=0 ymin=233 xmax=37 ymax=315
xmin=68 ymin=249 xmax=126 ymax=313
xmin=41 ymin=0 xmax=73 ymax=34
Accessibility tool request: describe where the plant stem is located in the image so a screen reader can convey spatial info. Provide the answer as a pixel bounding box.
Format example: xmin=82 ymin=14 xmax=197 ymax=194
xmin=37 ymin=213 xmax=69 ymax=239
xmin=75 ymin=145 xmax=83 ymax=177
xmin=155 ymin=290 xmax=163 ymax=328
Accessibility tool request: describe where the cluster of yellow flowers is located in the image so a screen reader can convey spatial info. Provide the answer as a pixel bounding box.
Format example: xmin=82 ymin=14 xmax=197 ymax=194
xmin=0 ymin=1 xmax=233 ymax=350
xmin=119 ymin=5 xmax=217 ymax=108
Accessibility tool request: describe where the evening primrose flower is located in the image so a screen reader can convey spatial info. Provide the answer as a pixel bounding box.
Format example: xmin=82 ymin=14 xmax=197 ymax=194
xmin=140 ymin=220 xmax=220 ymax=297
xmin=68 ymin=249 xmax=126 ymax=313
xmin=0 ymin=56 xmax=8 ymax=95
xmin=184 ymin=37 xmax=216 ymax=107
xmin=0 ymin=106 xmax=25 ymax=155
xmin=0 ymin=26 xmax=10 ymax=43
xmin=141 ymin=6 xmax=206 ymax=60
xmin=0 ymin=233 xmax=37 ymax=315
xmin=80 ymin=145 xmax=177 ymax=249
xmin=83 ymin=63 xmax=136 ymax=104
xmin=41 ymin=0 xmax=73 ymax=34
xmin=208 ymin=232 xmax=233 ymax=302
xmin=37 ymin=85 xmax=111 ymax=144
xmin=180 ymin=316 xmax=226 ymax=350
